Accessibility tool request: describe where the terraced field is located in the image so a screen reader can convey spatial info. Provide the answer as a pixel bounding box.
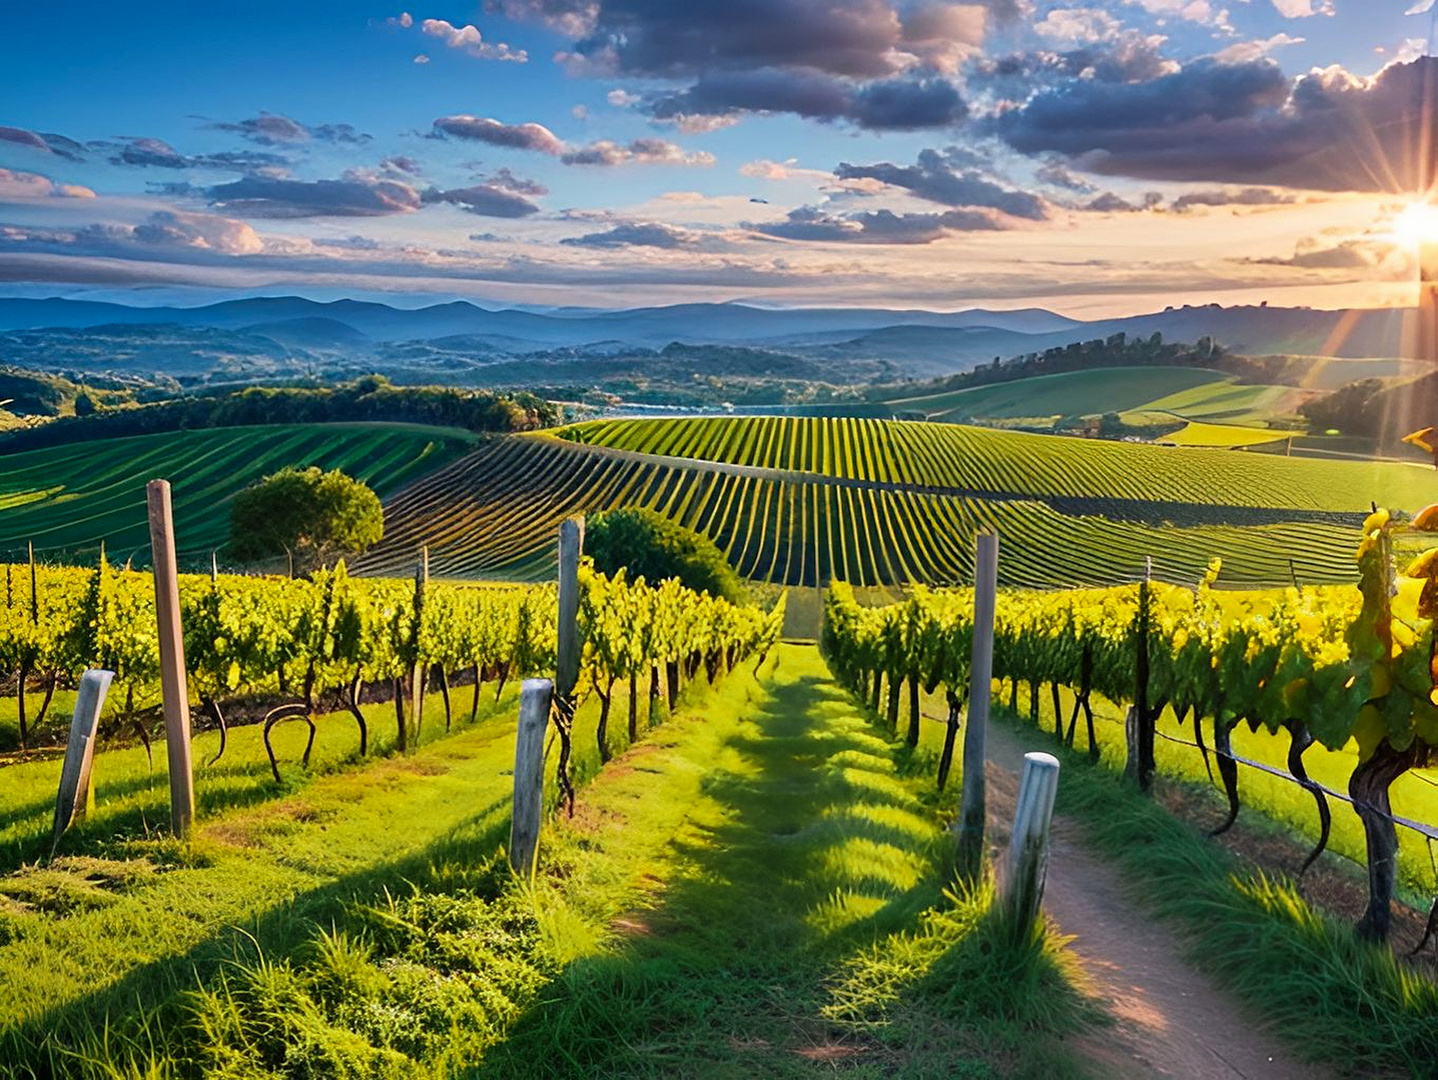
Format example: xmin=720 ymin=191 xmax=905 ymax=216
xmin=0 ymin=423 xmax=474 ymax=564
xmin=357 ymin=418 xmax=1413 ymax=587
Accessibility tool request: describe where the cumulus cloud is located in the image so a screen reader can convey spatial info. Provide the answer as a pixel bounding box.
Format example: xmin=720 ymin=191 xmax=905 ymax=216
xmin=560 ymin=221 xmax=703 ymax=248
xmin=559 ymin=137 xmax=714 ymax=166
xmin=751 ymin=204 xmax=1008 ymax=243
xmin=1251 ymin=238 xmax=1391 ymax=268
xmin=431 ymin=115 xmax=567 ymax=154
xmin=419 ymin=18 xmax=528 ymax=61
xmin=0 ymin=125 xmax=86 ymax=161
xmin=834 ymin=148 xmax=1048 ymax=219
xmin=1035 ymin=159 xmax=1096 ymax=192
xmin=1213 ymin=33 xmax=1305 ymax=65
xmin=648 ymin=69 xmax=968 ymax=131
xmin=1034 ymin=7 xmax=1121 ymax=45
xmin=488 ymin=1 xmax=988 ymax=129
xmin=0 ymin=168 xmax=95 ymax=200
xmin=1270 ymin=0 xmax=1334 ymax=16
xmin=431 ymin=115 xmax=712 ymax=165
xmin=207 ymin=173 xmax=424 ymax=217
xmin=607 ymin=89 xmax=640 ymax=107
xmin=421 ymin=183 xmax=541 ymax=216
xmin=481 ymin=166 xmax=548 ymax=195
xmin=992 ymin=55 xmax=1438 ymax=193
xmin=206 ymin=112 xmax=371 ymax=146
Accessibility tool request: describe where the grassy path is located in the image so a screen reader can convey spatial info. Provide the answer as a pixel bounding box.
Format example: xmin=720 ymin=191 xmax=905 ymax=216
xmin=475 ymin=644 xmax=1091 ymax=1079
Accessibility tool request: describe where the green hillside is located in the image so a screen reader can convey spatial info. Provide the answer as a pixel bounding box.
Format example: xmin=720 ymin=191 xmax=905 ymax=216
xmin=356 ymin=417 xmax=1433 ymax=587
xmin=884 ymin=365 xmax=1228 ymax=422
xmin=0 ymin=423 xmax=475 ymax=565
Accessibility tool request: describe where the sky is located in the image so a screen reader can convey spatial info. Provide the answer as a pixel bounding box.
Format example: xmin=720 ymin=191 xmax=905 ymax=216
xmin=2 ymin=0 xmax=1438 ymax=316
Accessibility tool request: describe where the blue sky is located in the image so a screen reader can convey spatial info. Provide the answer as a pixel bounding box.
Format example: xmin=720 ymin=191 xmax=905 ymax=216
xmin=1 ymin=1 xmax=1436 ymax=314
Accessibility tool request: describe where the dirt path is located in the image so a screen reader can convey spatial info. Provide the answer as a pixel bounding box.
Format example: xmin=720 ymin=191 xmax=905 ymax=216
xmin=984 ymin=721 xmax=1331 ymax=1080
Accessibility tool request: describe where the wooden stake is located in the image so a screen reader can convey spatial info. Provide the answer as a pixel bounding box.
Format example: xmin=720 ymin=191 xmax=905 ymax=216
xmin=510 ymin=678 xmax=553 ymax=877
xmin=51 ymin=668 xmax=114 ymax=854
xmin=147 ymin=480 xmax=195 ymax=837
xmin=555 ymin=519 xmax=584 ymax=702
xmin=407 ymin=545 xmax=428 ymax=750
xmin=956 ymin=532 xmax=998 ymax=880
xmin=1001 ymin=751 xmax=1060 ymax=941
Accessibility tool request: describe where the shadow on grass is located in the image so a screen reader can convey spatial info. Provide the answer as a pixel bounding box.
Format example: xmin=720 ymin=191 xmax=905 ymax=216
xmin=466 ymin=664 xmax=1089 ymax=1080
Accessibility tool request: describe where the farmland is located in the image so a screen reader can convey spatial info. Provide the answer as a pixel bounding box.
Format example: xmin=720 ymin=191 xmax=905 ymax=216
xmin=0 ymin=423 xmax=475 ymax=565
xmin=360 ymin=416 xmax=1432 ymax=587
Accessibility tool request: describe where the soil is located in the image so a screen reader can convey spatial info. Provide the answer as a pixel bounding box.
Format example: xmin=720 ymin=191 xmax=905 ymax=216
xmin=984 ymin=722 xmax=1341 ymax=1080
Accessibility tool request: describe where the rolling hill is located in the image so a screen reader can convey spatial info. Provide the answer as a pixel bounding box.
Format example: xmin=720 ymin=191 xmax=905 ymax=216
xmin=355 ymin=417 xmax=1434 ymax=588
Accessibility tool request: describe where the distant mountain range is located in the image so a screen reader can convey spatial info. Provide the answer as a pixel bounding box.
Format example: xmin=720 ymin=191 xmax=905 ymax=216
xmin=0 ymin=295 xmax=1420 ymax=380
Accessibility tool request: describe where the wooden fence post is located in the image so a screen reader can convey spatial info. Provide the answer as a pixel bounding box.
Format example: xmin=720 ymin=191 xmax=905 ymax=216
xmin=147 ymin=480 xmax=195 ymax=837
xmin=956 ymin=532 xmax=998 ymax=880
xmin=552 ymin=517 xmax=584 ymax=813
xmin=1002 ymin=751 xmax=1061 ymax=940
xmin=51 ymin=669 xmax=114 ymax=854
xmin=510 ymin=677 xmax=553 ymax=877
xmin=407 ymin=545 xmax=428 ymax=751
xmin=556 ymin=519 xmax=583 ymax=703
xmin=1126 ymin=556 xmax=1155 ymax=792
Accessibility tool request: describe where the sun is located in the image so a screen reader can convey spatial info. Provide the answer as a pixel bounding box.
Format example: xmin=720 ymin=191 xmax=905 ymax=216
xmin=1392 ymin=200 xmax=1438 ymax=247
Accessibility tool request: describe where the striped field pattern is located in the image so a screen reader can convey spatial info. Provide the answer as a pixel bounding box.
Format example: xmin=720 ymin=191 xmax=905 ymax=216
xmin=357 ymin=419 xmax=1393 ymax=588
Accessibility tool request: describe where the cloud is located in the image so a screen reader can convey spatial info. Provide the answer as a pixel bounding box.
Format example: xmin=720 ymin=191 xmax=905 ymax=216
xmin=492 ymin=1 xmax=990 ymax=128
xmin=560 ymin=221 xmax=703 ymax=248
xmin=481 ymin=166 xmax=548 ymax=195
xmin=1213 ymin=33 xmax=1304 ymax=65
xmin=380 ymin=155 xmax=423 ymax=175
xmin=1035 ymin=7 xmax=1121 ymax=45
xmin=421 ymin=183 xmax=542 ymax=216
xmin=1083 ymin=191 xmax=1143 ymax=212
xmin=751 ymin=204 xmax=1008 ymax=243
xmin=207 ymin=173 xmax=424 ymax=217
xmin=1270 ymin=0 xmax=1334 ymax=16
xmin=607 ymin=89 xmax=641 ymax=107
xmin=0 ymin=168 xmax=95 ymax=200
xmin=648 ymin=69 xmax=968 ymax=131
xmin=1249 ymin=238 xmax=1395 ymax=268
xmin=23 ymin=211 xmax=269 ymax=257
xmin=1170 ymin=186 xmax=1298 ymax=210
xmin=0 ymin=126 xmax=85 ymax=161
xmin=431 ymin=115 xmax=712 ymax=165
xmin=107 ymin=136 xmax=292 ymax=172
xmin=206 ymin=112 xmax=372 ymax=146
xmin=834 ymin=149 xmax=1048 ymax=219
xmin=419 ymin=18 xmax=528 ymax=61
xmin=431 ymin=115 xmax=567 ymax=154
xmin=992 ymin=55 xmax=1438 ymax=192
xmin=1035 ymin=159 xmax=1096 ymax=192
xmin=559 ymin=137 xmax=714 ymax=166
xmin=414 ymin=53 xmax=431 ymax=63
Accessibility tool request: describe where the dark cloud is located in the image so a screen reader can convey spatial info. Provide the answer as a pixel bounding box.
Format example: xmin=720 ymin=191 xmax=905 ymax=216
xmin=431 ymin=116 xmax=567 ymax=154
xmin=1249 ymin=238 xmax=1399 ymax=269
xmin=421 ymin=183 xmax=542 ymax=217
xmin=206 ymin=112 xmax=371 ymax=146
xmin=380 ymin=155 xmax=423 ymax=175
xmin=1171 ymin=187 xmax=1298 ymax=211
xmin=560 ymin=221 xmax=701 ymax=248
xmin=751 ymin=204 xmax=1007 ymax=243
xmin=1083 ymin=192 xmax=1143 ymax=212
xmin=0 ymin=125 xmax=85 ymax=161
xmin=1035 ymin=160 xmax=1096 ymax=193
xmin=835 ymin=148 xmax=1046 ymax=218
xmin=481 ymin=166 xmax=548 ymax=195
xmin=206 ymin=174 xmax=423 ymax=217
xmin=649 ymin=69 xmax=967 ymax=131
xmin=107 ymin=136 xmax=291 ymax=173
xmin=989 ymin=56 xmax=1438 ymax=193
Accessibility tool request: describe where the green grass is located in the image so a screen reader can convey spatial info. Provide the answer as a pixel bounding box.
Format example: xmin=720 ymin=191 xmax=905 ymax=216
xmin=885 ymin=366 xmax=1232 ymax=423
xmin=0 ymin=645 xmax=1097 ymax=1079
xmin=1120 ymin=377 xmax=1297 ymax=427
xmin=1157 ymin=421 xmax=1294 ymax=447
xmin=0 ymin=423 xmax=476 ymax=565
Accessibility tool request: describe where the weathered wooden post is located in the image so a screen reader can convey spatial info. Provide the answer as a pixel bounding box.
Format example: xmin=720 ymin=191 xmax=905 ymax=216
xmin=407 ymin=545 xmax=429 ymax=749
xmin=147 ymin=479 xmax=195 ymax=837
xmin=510 ymin=677 xmax=553 ymax=878
xmin=553 ymin=517 xmax=584 ymax=813
xmin=50 ymin=669 xmax=114 ymax=854
xmin=956 ymin=532 xmax=998 ymax=880
xmin=1001 ymin=751 xmax=1061 ymax=940
xmin=1125 ymin=556 xmax=1154 ymax=791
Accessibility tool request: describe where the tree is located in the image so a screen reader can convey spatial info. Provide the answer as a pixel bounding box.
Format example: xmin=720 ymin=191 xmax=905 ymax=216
xmin=585 ymin=508 xmax=745 ymax=603
xmin=229 ymin=466 xmax=383 ymax=572
xmin=72 ymin=390 xmax=96 ymax=417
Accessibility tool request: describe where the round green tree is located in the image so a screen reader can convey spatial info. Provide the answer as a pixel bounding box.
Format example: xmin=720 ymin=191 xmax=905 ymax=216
xmin=584 ymin=508 xmax=744 ymax=602
xmin=229 ymin=466 xmax=383 ymax=571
